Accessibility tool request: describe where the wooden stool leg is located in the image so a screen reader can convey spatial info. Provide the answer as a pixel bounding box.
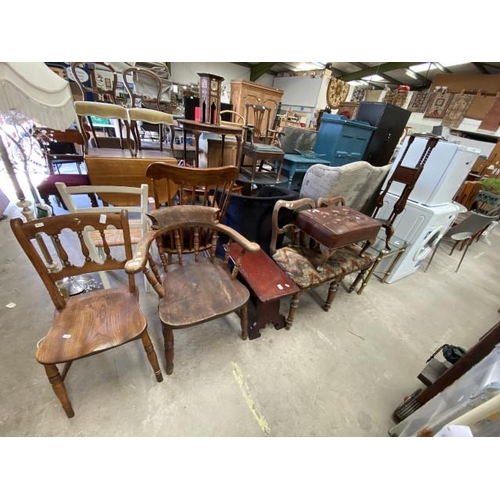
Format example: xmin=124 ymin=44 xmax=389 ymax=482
xmin=140 ymin=331 xmax=163 ymax=382
xmin=44 ymin=363 xmax=74 ymax=418
xmin=162 ymin=325 xmax=175 ymax=375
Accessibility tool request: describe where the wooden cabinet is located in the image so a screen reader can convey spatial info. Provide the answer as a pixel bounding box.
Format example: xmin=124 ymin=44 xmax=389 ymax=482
xmin=313 ymin=114 xmax=375 ymax=166
xmin=230 ymin=79 xmax=284 ymax=136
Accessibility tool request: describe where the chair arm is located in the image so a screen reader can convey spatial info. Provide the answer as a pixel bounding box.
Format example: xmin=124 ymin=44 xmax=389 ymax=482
xmin=317 ymin=195 xmax=346 ymax=208
xmin=125 ymin=231 xmax=165 ymax=297
xmin=217 ymin=224 xmax=261 ymax=253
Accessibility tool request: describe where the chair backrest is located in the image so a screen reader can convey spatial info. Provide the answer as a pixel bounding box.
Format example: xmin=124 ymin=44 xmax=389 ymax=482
xmin=146 ymin=163 xmax=239 ymax=219
xmin=122 ymin=67 xmax=165 ymax=110
xmin=244 ymin=103 xmax=274 ymax=144
xmin=84 ymin=156 xmax=178 ymax=207
xmin=32 ymin=127 xmax=85 ymax=173
xmin=70 ymin=62 xmax=119 ymax=103
xmin=220 ymin=110 xmax=245 ymax=127
xmin=446 ymin=212 xmax=497 ymax=239
xmin=373 ymin=134 xmax=440 ymax=226
xmin=300 ymin=161 xmax=391 ymax=215
xmin=74 ymin=101 xmax=132 ymax=154
xmin=10 ymin=210 xmax=136 ymax=310
xmin=55 ymin=182 xmax=149 ymax=235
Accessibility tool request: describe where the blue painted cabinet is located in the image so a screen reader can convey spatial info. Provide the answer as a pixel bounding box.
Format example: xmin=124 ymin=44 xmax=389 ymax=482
xmin=313 ymin=114 xmax=376 ymax=166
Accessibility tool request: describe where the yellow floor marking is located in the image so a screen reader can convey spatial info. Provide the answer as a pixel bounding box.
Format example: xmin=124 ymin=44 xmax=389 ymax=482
xmin=231 ymin=362 xmax=270 ymax=435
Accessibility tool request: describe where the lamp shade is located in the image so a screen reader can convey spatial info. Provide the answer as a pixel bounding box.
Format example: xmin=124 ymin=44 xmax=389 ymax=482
xmin=0 ymin=62 xmax=76 ymax=130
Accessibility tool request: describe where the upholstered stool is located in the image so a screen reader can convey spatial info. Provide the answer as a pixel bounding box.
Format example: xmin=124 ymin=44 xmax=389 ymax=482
xmin=37 ymin=174 xmax=97 ymax=210
xmin=295 ymin=205 xmax=382 ymax=270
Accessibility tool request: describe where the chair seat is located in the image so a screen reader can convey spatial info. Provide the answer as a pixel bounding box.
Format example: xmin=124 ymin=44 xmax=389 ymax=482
xmin=36 ymin=287 xmax=146 ymax=364
xmin=244 ymin=142 xmax=283 ymax=154
xmin=89 ymin=228 xmax=144 ymax=247
xmin=272 ymin=244 xmax=377 ymax=289
xmin=37 ymin=174 xmax=91 ymax=194
xmin=158 ymin=259 xmax=250 ymax=328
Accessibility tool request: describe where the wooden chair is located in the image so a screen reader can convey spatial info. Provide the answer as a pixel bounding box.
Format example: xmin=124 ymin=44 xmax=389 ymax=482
xmin=125 ymin=205 xmax=260 ymax=375
xmin=32 ymin=127 xmax=86 ymax=175
xmin=70 ymin=62 xmax=120 ymax=104
xmin=145 ymin=162 xmax=239 ymax=219
xmin=10 ymin=210 xmax=163 ymax=418
xmin=240 ymin=103 xmax=285 ymax=183
xmin=73 ymin=101 xmax=133 ymax=154
xmin=372 ymin=134 xmax=440 ymax=249
xmin=269 ymin=196 xmax=379 ymax=329
xmin=127 ymin=107 xmax=175 ymax=156
xmin=55 ymin=182 xmax=150 ymax=290
xmin=123 ymin=67 xmax=175 ymax=156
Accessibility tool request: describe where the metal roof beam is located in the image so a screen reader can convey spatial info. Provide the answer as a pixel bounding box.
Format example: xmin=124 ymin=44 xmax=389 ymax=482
xmin=338 ymin=62 xmax=423 ymax=82
xmin=250 ymin=63 xmax=276 ymax=81
xmin=472 ymin=62 xmax=489 ymax=74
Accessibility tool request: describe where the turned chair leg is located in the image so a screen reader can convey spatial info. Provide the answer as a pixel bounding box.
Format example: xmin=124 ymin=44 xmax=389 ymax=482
xmin=323 ymin=280 xmax=339 ymax=311
xmin=140 ymin=330 xmax=163 ymax=382
xmin=162 ymin=325 xmax=175 ymax=375
xmin=286 ymin=292 xmax=301 ymax=330
xmin=44 ymin=363 xmax=74 ymax=418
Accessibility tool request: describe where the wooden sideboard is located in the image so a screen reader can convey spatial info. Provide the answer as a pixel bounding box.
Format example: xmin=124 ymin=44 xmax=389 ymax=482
xmin=230 ymin=79 xmax=284 ymax=136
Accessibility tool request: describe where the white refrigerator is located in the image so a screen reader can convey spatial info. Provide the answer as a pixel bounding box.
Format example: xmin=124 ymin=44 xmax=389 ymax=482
xmin=385 ymin=136 xmax=480 ymax=207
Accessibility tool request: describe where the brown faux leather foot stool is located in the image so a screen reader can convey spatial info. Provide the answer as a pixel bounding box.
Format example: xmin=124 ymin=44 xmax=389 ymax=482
xmin=296 ymin=205 xmax=382 ymax=270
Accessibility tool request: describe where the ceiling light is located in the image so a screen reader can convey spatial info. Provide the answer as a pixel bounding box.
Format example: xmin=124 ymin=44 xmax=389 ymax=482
xmin=405 ymin=70 xmax=419 ymax=80
xmin=409 ymin=63 xmax=437 ymax=73
xmin=439 ymin=62 xmax=468 ymax=67
xmin=362 ymin=74 xmax=385 ymax=82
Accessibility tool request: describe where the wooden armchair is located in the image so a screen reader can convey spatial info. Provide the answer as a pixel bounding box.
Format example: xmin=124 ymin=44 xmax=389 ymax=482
xmin=10 ymin=210 xmax=163 ymax=418
xmin=269 ymin=197 xmax=380 ymax=329
xmin=125 ymin=205 xmax=260 ymax=375
xmin=240 ymin=103 xmax=285 ymax=183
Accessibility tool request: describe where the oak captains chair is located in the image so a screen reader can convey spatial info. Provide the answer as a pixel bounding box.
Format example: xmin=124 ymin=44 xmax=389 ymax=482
xmin=125 ymin=205 xmax=260 ymax=375
xmin=10 ymin=210 xmax=163 ymax=418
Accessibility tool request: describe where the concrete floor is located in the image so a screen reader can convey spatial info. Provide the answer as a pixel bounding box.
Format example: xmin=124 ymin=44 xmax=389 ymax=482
xmin=1 ymin=181 xmax=499 ymax=437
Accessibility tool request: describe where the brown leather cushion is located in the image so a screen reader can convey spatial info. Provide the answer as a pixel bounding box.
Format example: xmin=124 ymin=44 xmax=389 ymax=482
xmin=295 ymin=205 xmax=382 ymax=249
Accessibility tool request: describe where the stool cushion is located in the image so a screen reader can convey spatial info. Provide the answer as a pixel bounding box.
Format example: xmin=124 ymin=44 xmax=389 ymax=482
xmin=296 ymin=205 xmax=382 ymax=249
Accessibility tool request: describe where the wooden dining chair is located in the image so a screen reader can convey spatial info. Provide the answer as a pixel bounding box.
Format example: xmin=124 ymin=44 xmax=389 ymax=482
xmin=74 ymin=101 xmax=133 ymax=154
xmin=10 ymin=210 xmax=163 ymax=418
xmin=125 ymin=205 xmax=260 ymax=375
xmin=55 ymin=182 xmax=150 ymax=290
xmin=240 ymin=103 xmax=285 ymax=183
